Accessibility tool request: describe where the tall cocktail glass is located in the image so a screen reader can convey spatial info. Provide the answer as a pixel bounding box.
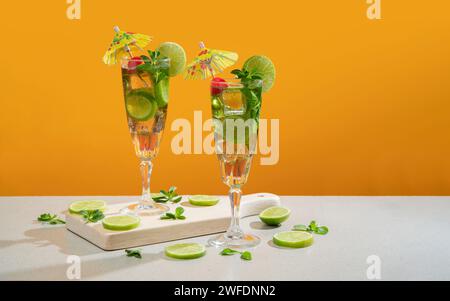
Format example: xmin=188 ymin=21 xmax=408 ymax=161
xmin=208 ymin=78 xmax=263 ymax=248
xmin=120 ymin=57 xmax=170 ymax=215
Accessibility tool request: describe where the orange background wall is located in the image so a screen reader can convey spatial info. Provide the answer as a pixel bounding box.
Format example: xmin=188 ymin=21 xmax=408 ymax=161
xmin=1 ymin=1 xmax=450 ymax=196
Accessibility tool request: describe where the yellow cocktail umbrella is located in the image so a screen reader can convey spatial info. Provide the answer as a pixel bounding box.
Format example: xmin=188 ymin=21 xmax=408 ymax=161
xmin=184 ymin=42 xmax=238 ymax=80
xmin=102 ymin=26 xmax=152 ymax=65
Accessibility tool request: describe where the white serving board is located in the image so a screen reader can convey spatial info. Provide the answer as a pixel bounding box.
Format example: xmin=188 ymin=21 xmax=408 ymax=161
xmin=65 ymin=193 xmax=280 ymax=250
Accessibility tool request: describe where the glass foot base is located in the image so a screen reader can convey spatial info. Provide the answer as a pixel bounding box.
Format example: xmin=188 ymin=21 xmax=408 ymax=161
xmin=120 ymin=203 xmax=169 ymax=217
xmin=208 ymin=233 xmax=261 ymax=248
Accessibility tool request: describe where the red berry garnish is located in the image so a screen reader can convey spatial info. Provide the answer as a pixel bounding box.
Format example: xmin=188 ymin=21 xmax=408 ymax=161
xmin=127 ymin=56 xmax=144 ymax=72
xmin=211 ymin=77 xmax=227 ymax=96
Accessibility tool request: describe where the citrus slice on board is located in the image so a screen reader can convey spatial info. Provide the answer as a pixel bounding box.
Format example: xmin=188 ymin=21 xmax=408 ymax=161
xmin=102 ymin=215 xmax=140 ymax=231
xmin=243 ymin=55 xmax=276 ymax=92
xmin=188 ymin=195 xmax=220 ymax=206
xmin=165 ymin=243 xmax=206 ymax=259
xmin=273 ymin=231 xmax=314 ymax=248
xmin=157 ymin=42 xmax=187 ymax=76
xmin=259 ymin=206 xmax=291 ymax=226
xmin=69 ymin=200 xmax=107 ymax=214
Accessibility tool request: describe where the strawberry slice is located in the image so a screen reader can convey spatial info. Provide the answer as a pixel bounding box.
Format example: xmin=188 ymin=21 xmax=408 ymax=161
xmin=211 ymin=77 xmax=227 ymax=96
xmin=127 ymin=56 xmax=144 ymax=72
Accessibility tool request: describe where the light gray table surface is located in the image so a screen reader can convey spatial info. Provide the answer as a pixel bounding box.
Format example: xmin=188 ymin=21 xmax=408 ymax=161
xmin=0 ymin=196 xmax=449 ymax=281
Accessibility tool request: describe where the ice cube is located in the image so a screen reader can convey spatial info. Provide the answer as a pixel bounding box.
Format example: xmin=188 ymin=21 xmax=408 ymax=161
xmin=222 ymin=88 xmax=246 ymax=115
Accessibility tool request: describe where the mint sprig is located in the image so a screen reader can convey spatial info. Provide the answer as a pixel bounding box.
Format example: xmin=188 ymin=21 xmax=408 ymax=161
xmin=161 ymin=206 xmax=186 ymax=220
xmin=220 ymin=248 xmax=252 ymax=261
xmin=125 ymin=249 xmax=142 ymax=259
xmin=37 ymin=213 xmax=65 ymax=225
xmin=137 ymin=50 xmax=169 ymax=85
xmin=153 ymin=186 xmax=182 ymax=204
xmin=293 ymin=220 xmax=329 ymax=235
xmin=80 ymin=209 xmax=105 ymax=223
xmin=231 ymin=68 xmax=263 ymax=82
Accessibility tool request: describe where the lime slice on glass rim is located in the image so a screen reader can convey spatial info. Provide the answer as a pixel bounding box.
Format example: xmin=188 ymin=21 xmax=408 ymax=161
xmin=273 ymin=231 xmax=314 ymax=248
xmin=125 ymin=89 xmax=157 ymax=121
xmin=165 ymin=243 xmax=206 ymax=259
xmin=102 ymin=215 xmax=140 ymax=231
xmin=69 ymin=200 xmax=107 ymax=214
xmin=243 ymin=55 xmax=276 ymax=92
xmin=259 ymin=206 xmax=291 ymax=226
xmin=188 ymin=195 xmax=220 ymax=206
xmin=157 ymin=42 xmax=186 ymax=77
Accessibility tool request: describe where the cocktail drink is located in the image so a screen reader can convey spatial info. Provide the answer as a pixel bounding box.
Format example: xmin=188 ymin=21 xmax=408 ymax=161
xmin=184 ymin=44 xmax=275 ymax=247
xmin=120 ymin=56 xmax=170 ymax=215
xmin=208 ymin=77 xmax=264 ymax=248
xmin=201 ymin=53 xmax=276 ymax=248
xmin=103 ymin=27 xmax=186 ymax=216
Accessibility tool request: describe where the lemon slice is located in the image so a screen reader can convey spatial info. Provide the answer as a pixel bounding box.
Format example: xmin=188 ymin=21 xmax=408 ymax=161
xmin=102 ymin=215 xmax=140 ymax=231
xmin=69 ymin=200 xmax=107 ymax=214
xmin=273 ymin=231 xmax=314 ymax=248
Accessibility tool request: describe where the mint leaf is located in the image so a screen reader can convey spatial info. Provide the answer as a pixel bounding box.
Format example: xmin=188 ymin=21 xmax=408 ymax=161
xmin=171 ymin=196 xmax=182 ymax=203
xmin=315 ymin=226 xmax=329 ymax=235
xmin=309 ymin=221 xmax=318 ymax=231
xmin=292 ymin=224 xmax=308 ymax=232
xmin=293 ymin=221 xmax=329 ymax=235
xmin=38 ymin=213 xmax=55 ymax=222
xmin=153 ymin=186 xmax=183 ymax=203
xmin=175 ymin=207 xmax=184 ymax=217
xmin=161 ymin=207 xmax=186 ymax=220
xmin=161 ymin=212 xmax=176 ymax=220
xmin=140 ymin=55 xmax=151 ymax=64
xmin=240 ymin=251 xmax=252 ymax=261
xmin=37 ymin=213 xmax=65 ymax=225
xmin=49 ymin=218 xmax=66 ymax=225
xmin=220 ymin=248 xmax=252 ymax=261
xmin=125 ymin=249 xmax=142 ymax=259
xmin=80 ymin=209 xmax=104 ymax=223
xmin=220 ymin=248 xmax=241 ymax=256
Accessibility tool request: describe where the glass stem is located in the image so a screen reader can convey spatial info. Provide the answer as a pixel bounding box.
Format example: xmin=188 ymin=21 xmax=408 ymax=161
xmin=226 ymin=185 xmax=244 ymax=239
xmin=140 ymin=160 xmax=153 ymax=208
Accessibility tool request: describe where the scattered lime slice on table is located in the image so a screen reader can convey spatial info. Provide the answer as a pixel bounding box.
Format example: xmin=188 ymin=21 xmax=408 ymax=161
xmin=259 ymin=206 xmax=291 ymax=226
xmin=165 ymin=243 xmax=206 ymax=259
xmin=154 ymin=78 xmax=169 ymax=107
xmin=157 ymin=42 xmax=186 ymax=76
xmin=188 ymin=195 xmax=220 ymax=206
xmin=125 ymin=89 xmax=157 ymax=121
xmin=69 ymin=200 xmax=107 ymax=214
xmin=273 ymin=231 xmax=314 ymax=248
xmin=102 ymin=215 xmax=140 ymax=231
xmin=243 ymin=55 xmax=276 ymax=92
